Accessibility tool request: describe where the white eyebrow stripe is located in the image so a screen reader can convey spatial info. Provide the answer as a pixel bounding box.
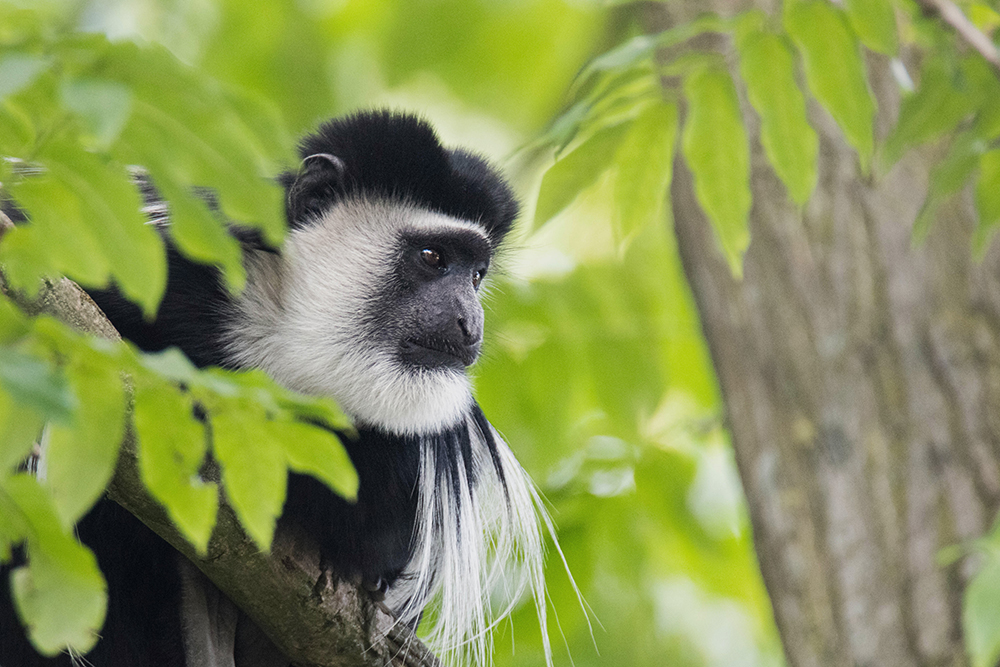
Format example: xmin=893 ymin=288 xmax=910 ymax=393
xmin=401 ymin=210 xmax=492 ymax=246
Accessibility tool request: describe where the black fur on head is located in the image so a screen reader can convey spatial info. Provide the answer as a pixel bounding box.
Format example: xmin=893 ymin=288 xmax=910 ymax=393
xmin=280 ymin=110 xmax=519 ymax=247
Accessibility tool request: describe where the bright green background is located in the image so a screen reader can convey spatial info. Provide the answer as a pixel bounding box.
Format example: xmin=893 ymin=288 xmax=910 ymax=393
xmin=29 ymin=0 xmax=1000 ymax=664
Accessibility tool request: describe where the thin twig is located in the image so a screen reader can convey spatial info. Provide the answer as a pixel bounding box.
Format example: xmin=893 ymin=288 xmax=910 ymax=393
xmin=0 ymin=207 xmax=13 ymax=238
xmin=915 ymin=0 xmax=1000 ymax=74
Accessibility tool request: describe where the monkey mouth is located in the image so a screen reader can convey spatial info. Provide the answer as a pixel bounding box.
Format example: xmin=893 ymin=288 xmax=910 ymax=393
xmin=400 ymin=338 xmax=478 ymax=369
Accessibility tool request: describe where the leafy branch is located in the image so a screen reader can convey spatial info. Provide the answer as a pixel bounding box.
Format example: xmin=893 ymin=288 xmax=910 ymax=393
xmin=0 ymin=211 xmax=439 ymax=666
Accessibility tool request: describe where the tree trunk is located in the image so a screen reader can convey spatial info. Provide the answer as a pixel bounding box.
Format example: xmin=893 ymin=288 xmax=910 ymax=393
xmin=655 ymin=3 xmax=1000 ymax=666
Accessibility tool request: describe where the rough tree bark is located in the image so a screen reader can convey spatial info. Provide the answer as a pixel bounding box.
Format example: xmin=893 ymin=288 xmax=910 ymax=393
xmin=652 ymin=2 xmax=1000 ymax=666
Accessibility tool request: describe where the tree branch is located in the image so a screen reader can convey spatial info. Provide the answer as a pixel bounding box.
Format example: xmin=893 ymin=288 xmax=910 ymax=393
xmin=0 ymin=216 xmax=440 ymax=666
xmin=914 ymin=0 xmax=1000 ymax=73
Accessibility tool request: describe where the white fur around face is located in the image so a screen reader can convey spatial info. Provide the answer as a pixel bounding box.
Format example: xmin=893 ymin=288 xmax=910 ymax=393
xmin=224 ymin=199 xmax=489 ymax=436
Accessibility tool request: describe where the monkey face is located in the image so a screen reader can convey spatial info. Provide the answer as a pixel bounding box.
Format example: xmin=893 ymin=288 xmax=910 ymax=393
xmin=227 ymin=199 xmax=492 ymax=436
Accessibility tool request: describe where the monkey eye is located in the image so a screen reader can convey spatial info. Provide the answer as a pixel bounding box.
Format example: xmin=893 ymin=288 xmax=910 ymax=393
xmin=420 ymin=248 xmax=444 ymax=269
xmin=472 ymin=269 xmax=484 ymax=289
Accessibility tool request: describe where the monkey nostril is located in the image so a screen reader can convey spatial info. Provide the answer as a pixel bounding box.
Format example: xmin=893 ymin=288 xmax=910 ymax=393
xmin=457 ymin=317 xmax=480 ymax=345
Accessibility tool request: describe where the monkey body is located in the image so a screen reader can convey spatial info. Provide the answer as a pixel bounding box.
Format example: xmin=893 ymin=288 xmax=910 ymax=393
xmin=0 ymin=111 xmax=553 ymax=667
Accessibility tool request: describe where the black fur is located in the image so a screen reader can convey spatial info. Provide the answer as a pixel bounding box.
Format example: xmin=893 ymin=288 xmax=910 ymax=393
xmin=283 ymin=110 xmax=518 ymax=244
xmin=1 ymin=111 xmax=518 ymax=666
xmin=0 ymin=502 xmax=187 ymax=667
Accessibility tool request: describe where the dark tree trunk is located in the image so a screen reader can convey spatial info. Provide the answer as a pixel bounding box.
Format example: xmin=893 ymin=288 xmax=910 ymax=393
xmin=654 ymin=3 xmax=1000 ymax=666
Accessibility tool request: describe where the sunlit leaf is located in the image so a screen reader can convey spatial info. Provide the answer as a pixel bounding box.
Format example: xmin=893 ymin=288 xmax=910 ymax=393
xmin=3 ymin=173 xmax=113 ymax=290
xmin=0 ymin=53 xmax=48 ymax=99
xmin=152 ymin=179 xmax=246 ymax=291
xmin=573 ymin=13 xmax=735 ymax=94
xmin=277 ymin=420 xmax=357 ymax=502
xmin=137 ymin=346 xmax=201 ymax=385
xmin=681 ymin=67 xmax=751 ymax=276
xmin=0 ymin=101 xmax=35 ymax=156
xmin=0 ymin=296 xmax=30 ymax=345
xmin=738 ymin=29 xmax=818 ymax=204
xmin=785 ymin=0 xmax=875 ymax=167
xmin=5 ymin=474 xmax=106 ymax=655
xmin=207 ymin=367 xmax=351 ymax=429
xmin=44 ymin=349 xmax=126 ymax=527
xmin=612 ymin=101 xmax=678 ymax=245
xmin=133 ymin=379 xmax=217 ymax=553
xmin=844 ymin=0 xmax=898 ymax=55
xmin=0 ymin=348 xmax=73 ymax=423
xmin=0 ymin=481 xmax=28 ymax=561
xmin=965 ymin=552 xmax=1000 ymax=667
xmin=106 ymin=41 xmax=286 ymax=246
xmin=211 ymin=403 xmax=287 ymax=550
xmin=20 ymin=139 xmax=167 ymax=314
xmin=59 ymin=78 xmax=132 ymax=150
xmin=0 ymin=387 xmax=43 ymax=473
xmin=534 ymin=122 xmax=629 ymax=229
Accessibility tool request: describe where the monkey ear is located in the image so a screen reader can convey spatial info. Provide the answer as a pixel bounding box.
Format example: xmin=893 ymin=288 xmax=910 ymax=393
xmin=283 ymin=153 xmax=348 ymax=225
xmin=303 ymin=152 xmax=346 ymax=174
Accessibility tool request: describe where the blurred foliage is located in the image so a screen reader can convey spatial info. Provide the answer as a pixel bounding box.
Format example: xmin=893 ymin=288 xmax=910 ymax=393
xmin=0 ymin=297 xmax=354 ymax=654
xmin=23 ymin=0 xmax=1000 ymax=664
xmin=528 ymin=1 xmax=1000 ymax=666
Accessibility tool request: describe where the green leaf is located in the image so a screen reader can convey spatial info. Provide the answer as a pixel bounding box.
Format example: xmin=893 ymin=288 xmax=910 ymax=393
xmin=152 ymin=179 xmax=246 ymax=291
xmin=106 ymin=42 xmax=285 ymax=245
xmin=681 ymin=67 xmax=751 ymax=276
xmin=572 ymin=13 xmax=735 ymax=95
xmin=974 ymin=149 xmax=1000 ymax=254
xmin=219 ymin=88 xmax=295 ymax=169
xmin=534 ymin=122 xmax=629 ymax=229
xmin=18 ymin=139 xmax=167 ymax=313
xmin=0 ymin=53 xmax=48 ymax=99
xmin=0 ymin=348 xmax=74 ymax=423
xmin=785 ymin=0 xmax=875 ymax=167
xmin=965 ymin=552 xmax=1000 ymax=667
xmin=0 ymin=295 xmax=30 ymax=345
xmin=205 ymin=367 xmax=351 ymax=429
xmin=538 ymin=66 xmax=660 ymax=155
xmin=0 ymin=480 xmax=28 ymax=561
xmin=44 ymin=350 xmax=126 ymax=527
xmin=612 ymin=101 xmax=678 ymax=245
xmin=738 ymin=30 xmax=818 ymax=204
xmin=844 ymin=0 xmax=898 ymax=55
xmin=913 ymin=131 xmax=982 ymax=244
xmin=133 ymin=379 xmax=217 ymax=553
xmin=0 ymin=387 xmax=44 ymax=473
xmin=59 ymin=78 xmax=132 ymax=150
xmin=3 ymin=172 xmax=114 ymax=290
xmin=4 ymin=474 xmax=106 ymax=655
xmin=211 ymin=403 xmax=287 ymax=550
xmin=966 ymin=56 xmax=1000 ymax=140
xmin=883 ymin=57 xmax=977 ymax=167
xmin=0 ymin=101 xmax=35 ymax=156
xmin=933 ymin=134 xmax=984 ymax=197
xmin=574 ymin=34 xmax=658 ymax=95
xmin=276 ymin=420 xmax=357 ymax=502
xmin=137 ymin=346 xmax=201 ymax=384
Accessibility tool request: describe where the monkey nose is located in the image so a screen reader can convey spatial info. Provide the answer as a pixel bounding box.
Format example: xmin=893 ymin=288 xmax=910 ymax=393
xmin=457 ymin=315 xmax=484 ymax=347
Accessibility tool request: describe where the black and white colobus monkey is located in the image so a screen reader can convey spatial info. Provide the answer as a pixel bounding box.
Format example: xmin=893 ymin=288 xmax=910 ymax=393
xmin=0 ymin=111 xmax=560 ymax=667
